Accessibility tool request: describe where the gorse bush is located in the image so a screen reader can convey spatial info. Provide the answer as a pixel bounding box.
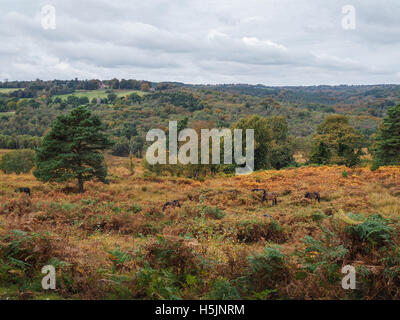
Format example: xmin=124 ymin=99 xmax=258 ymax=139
xmin=0 ymin=149 xmax=35 ymax=174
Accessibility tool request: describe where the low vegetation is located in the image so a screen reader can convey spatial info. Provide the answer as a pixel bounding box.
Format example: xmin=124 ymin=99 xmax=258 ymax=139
xmin=0 ymin=153 xmax=399 ymax=299
xmin=0 ymin=149 xmax=35 ymax=174
xmin=0 ymin=80 xmax=399 ymax=300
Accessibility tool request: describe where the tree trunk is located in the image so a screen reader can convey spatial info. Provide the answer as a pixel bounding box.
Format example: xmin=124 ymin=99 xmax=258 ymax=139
xmin=129 ymin=152 xmax=134 ymax=175
xmin=78 ymin=176 xmax=84 ymax=193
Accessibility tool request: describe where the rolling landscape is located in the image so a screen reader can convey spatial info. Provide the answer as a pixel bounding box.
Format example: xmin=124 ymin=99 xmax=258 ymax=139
xmin=0 ymin=80 xmax=400 ymax=300
xmin=1 ymin=0 xmax=400 ymax=307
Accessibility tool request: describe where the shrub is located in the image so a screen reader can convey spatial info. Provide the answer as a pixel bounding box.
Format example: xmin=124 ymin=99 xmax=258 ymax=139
xmin=200 ymin=206 xmax=225 ymax=220
xmin=84 ymin=212 xmax=159 ymax=235
xmin=206 ymin=278 xmax=241 ymax=300
xmin=0 ymin=149 xmax=35 ymax=174
xmin=296 ymin=228 xmax=348 ymax=285
xmin=144 ymin=236 xmax=201 ymax=275
xmin=134 ymin=267 xmax=182 ymax=299
xmin=311 ymin=211 xmax=326 ymax=222
xmin=246 ymin=246 xmax=289 ymax=293
xmin=107 ymin=247 xmax=133 ymax=273
xmin=370 ymin=161 xmax=380 ymax=172
xmin=130 ymin=203 xmax=142 ymax=214
xmin=347 ymin=214 xmax=393 ymax=249
xmin=0 ymin=230 xmax=55 ymax=284
xmin=354 ymin=244 xmax=400 ymax=299
xmin=0 ymin=197 xmax=32 ymax=216
xmin=236 ymin=219 xmax=286 ymax=243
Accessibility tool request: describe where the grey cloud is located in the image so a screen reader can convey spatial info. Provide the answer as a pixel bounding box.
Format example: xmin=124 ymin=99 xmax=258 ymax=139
xmin=0 ymin=0 xmax=399 ymax=85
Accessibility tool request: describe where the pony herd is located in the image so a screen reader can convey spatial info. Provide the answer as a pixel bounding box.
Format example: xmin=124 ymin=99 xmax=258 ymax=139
xmin=251 ymin=188 xmax=320 ymax=205
xmin=14 ymin=186 xmax=320 ymax=211
xmin=161 ymin=189 xmax=321 ymax=211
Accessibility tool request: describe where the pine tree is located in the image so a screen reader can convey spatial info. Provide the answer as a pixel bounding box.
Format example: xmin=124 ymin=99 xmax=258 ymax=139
xmin=34 ymin=106 xmax=113 ymax=193
xmin=373 ymin=105 xmax=400 ymax=166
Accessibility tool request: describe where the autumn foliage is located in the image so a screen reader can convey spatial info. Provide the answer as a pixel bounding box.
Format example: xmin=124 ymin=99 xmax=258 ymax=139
xmin=0 ymin=152 xmax=400 ymax=299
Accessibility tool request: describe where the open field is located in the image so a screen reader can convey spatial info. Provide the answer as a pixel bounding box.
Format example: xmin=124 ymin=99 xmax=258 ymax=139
xmin=0 ymin=88 xmax=19 ymax=93
xmin=0 ymin=149 xmax=10 ymax=157
xmin=54 ymin=89 xmax=146 ymax=100
xmin=0 ymin=112 xmax=15 ymax=118
xmin=0 ymin=150 xmax=400 ymax=299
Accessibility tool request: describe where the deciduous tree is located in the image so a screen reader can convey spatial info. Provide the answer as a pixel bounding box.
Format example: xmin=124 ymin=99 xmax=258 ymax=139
xmin=310 ymin=115 xmax=363 ymax=167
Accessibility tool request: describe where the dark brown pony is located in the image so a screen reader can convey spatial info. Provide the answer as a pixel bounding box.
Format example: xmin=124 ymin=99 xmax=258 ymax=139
xmin=305 ymin=192 xmax=320 ymax=203
xmin=15 ymin=187 xmax=31 ymax=196
xmin=162 ymin=200 xmax=181 ymax=211
xmin=251 ymin=188 xmax=278 ymax=205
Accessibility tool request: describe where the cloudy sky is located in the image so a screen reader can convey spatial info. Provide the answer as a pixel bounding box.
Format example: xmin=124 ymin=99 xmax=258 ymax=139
xmin=1 ymin=0 xmax=400 ymax=85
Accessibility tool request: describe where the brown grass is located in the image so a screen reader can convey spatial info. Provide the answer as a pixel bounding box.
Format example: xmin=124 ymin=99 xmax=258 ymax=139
xmin=0 ymin=151 xmax=399 ymax=299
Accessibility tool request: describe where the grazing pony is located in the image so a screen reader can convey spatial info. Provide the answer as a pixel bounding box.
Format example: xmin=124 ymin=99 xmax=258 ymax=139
xmin=15 ymin=187 xmax=31 ymax=197
xmin=251 ymin=188 xmax=278 ymax=205
xmin=162 ymin=200 xmax=181 ymax=211
xmin=304 ymin=192 xmax=321 ymax=203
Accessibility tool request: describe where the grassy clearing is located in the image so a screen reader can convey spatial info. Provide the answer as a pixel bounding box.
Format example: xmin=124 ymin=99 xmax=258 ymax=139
xmin=0 ymin=152 xmax=399 ymax=299
xmin=0 ymin=112 xmax=15 ymax=118
xmin=0 ymin=88 xmax=19 ymax=94
xmin=54 ymin=89 xmax=146 ymax=100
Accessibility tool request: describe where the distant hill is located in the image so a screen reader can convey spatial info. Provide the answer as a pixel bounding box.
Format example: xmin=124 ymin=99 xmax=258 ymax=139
xmin=1 ymin=80 xmax=399 ymax=151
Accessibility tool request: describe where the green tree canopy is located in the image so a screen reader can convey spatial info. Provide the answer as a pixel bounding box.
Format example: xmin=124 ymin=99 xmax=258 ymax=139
xmin=0 ymin=149 xmax=35 ymax=174
xmin=232 ymin=115 xmax=294 ymax=170
xmin=372 ymin=105 xmax=400 ymax=166
xmin=34 ymin=106 xmax=113 ymax=193
xmin=310 ymin=115 xmax=363 ymax=167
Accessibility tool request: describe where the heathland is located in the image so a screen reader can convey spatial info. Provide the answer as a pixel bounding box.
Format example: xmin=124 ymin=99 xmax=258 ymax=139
xmin=0 ymin=152 xmax=400 ymax=299
xmin=0 ymin=80 xmax=400 ymax=299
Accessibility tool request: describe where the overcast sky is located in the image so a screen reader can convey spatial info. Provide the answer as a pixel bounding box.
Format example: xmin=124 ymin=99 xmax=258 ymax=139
xmin=1 ymin=0 xmax=400 ymax=85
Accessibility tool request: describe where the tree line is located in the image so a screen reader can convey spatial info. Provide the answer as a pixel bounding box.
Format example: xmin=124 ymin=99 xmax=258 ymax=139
xmin=1 ymin=102 xmax=400 ymax=192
